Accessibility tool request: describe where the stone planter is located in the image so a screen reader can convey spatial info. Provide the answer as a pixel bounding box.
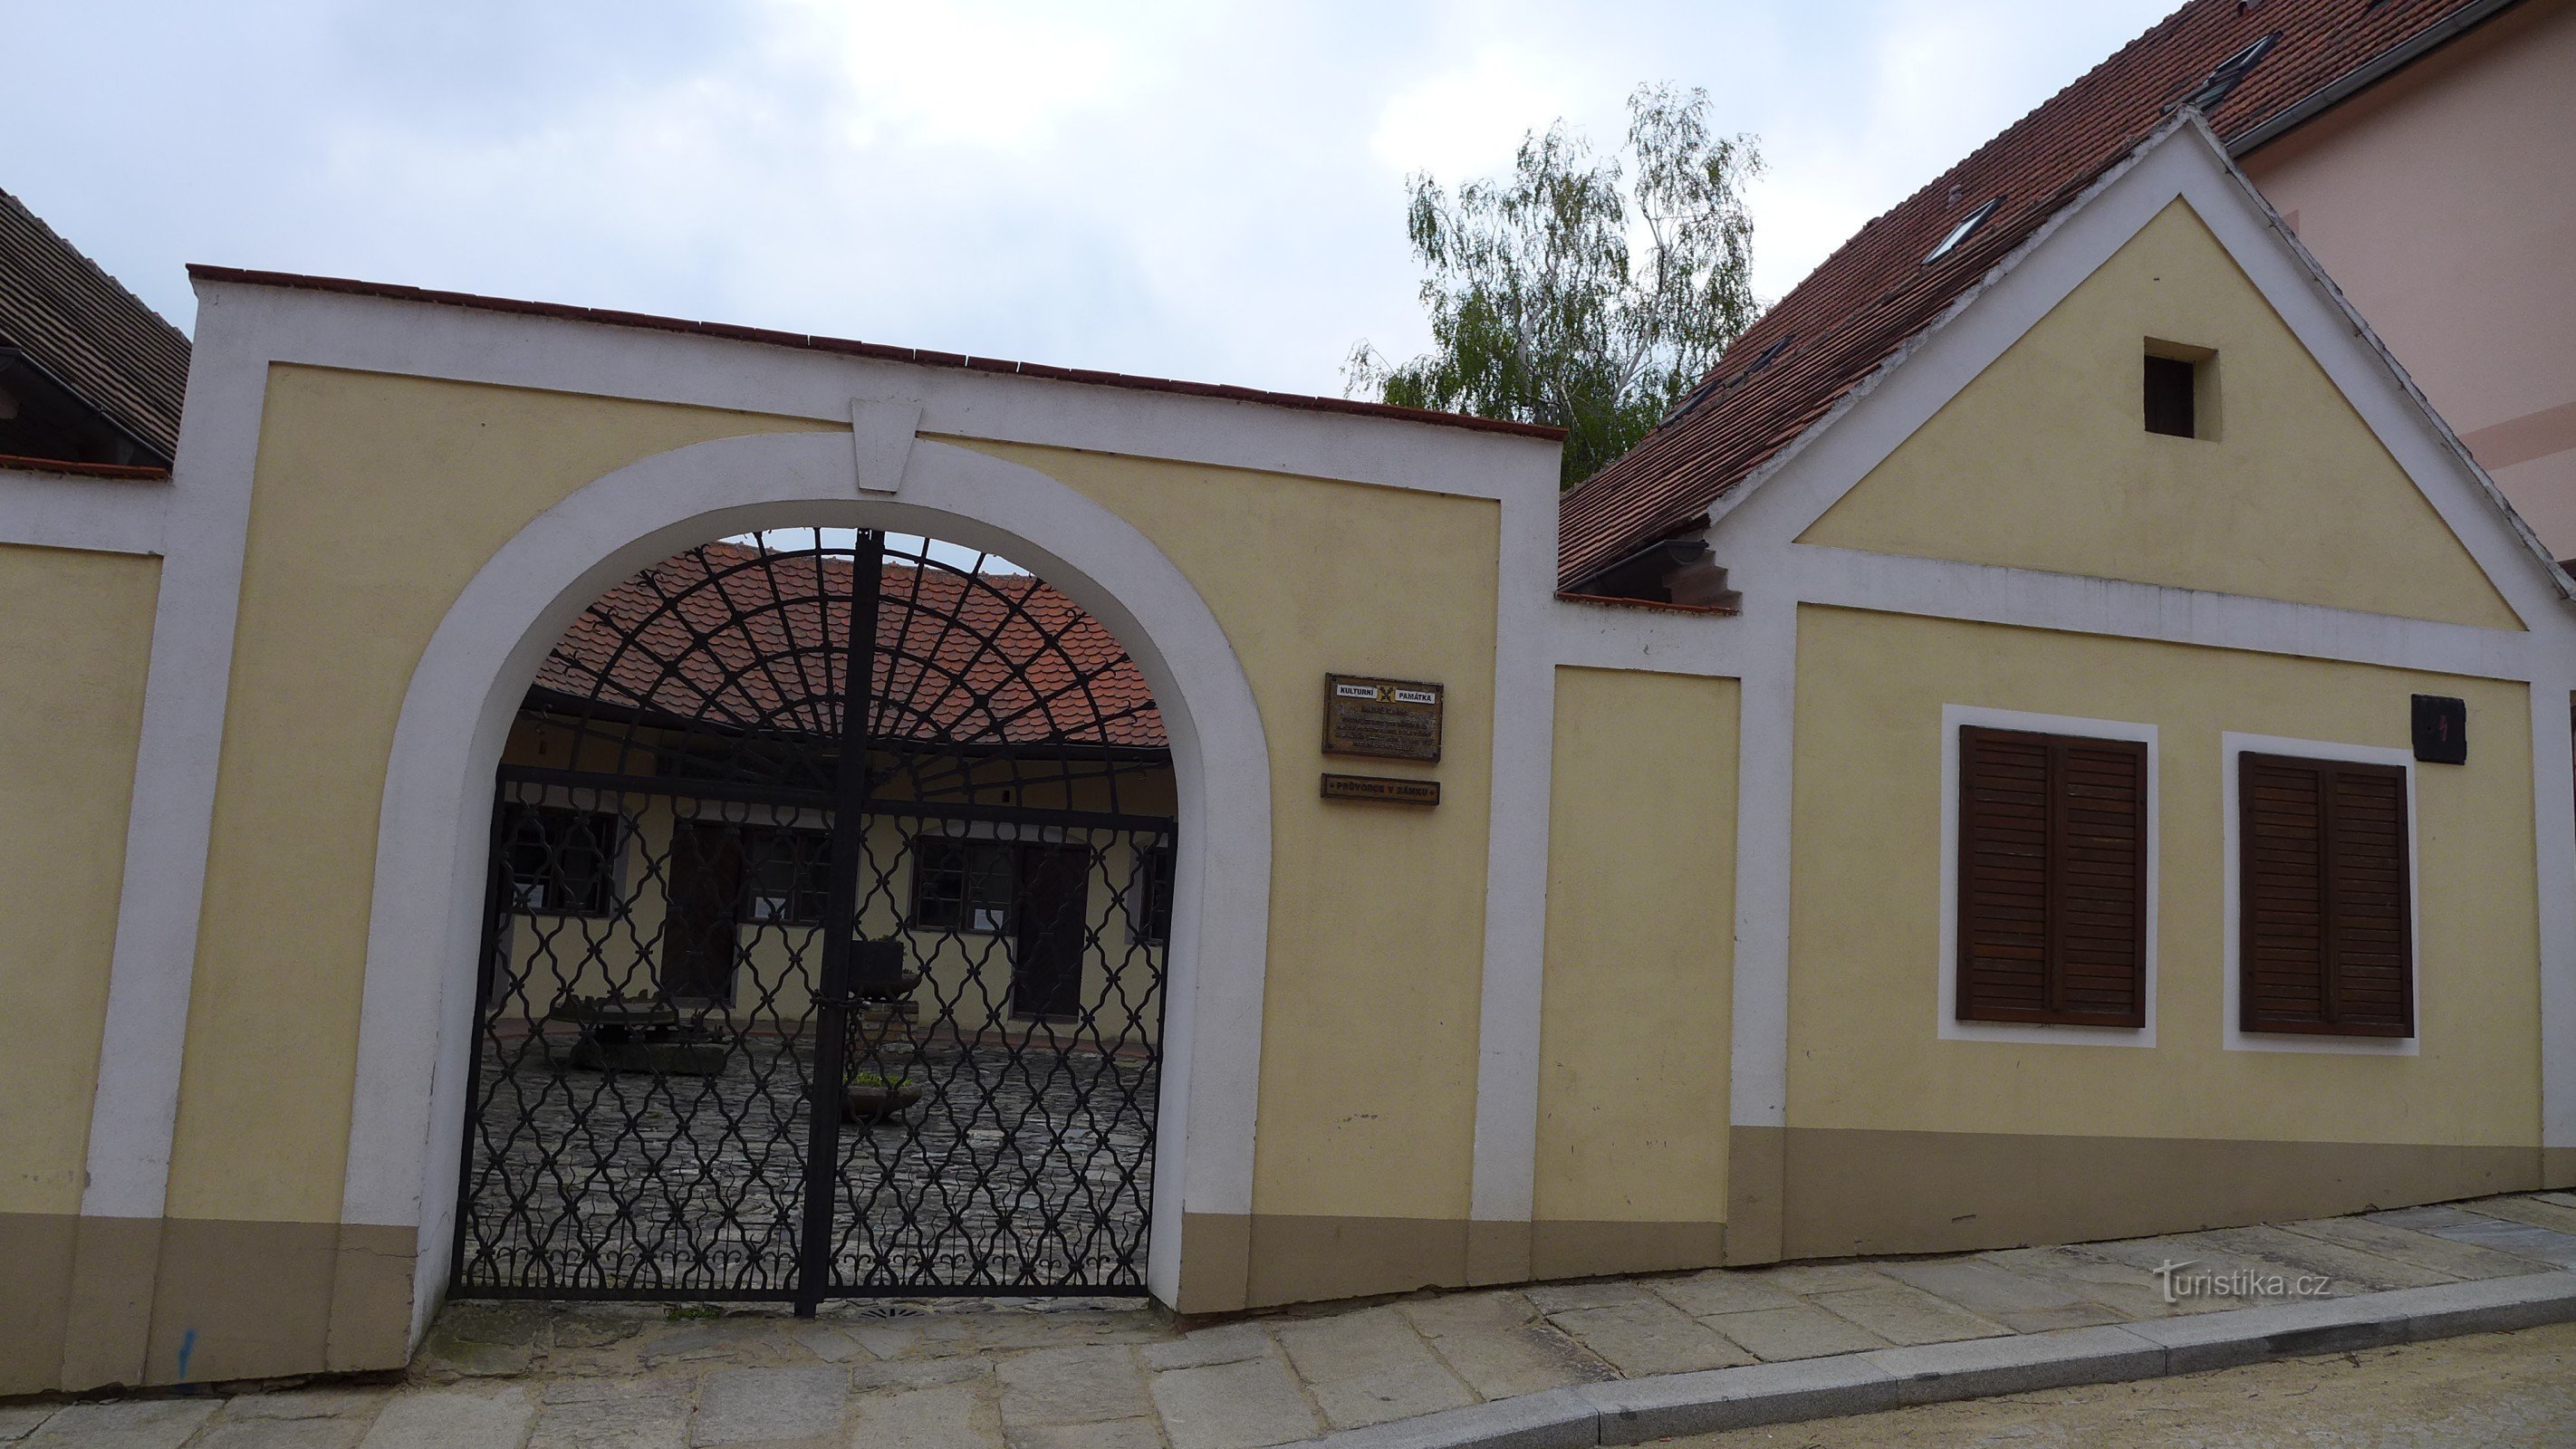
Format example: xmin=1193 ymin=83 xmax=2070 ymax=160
xmin=844 ymin=1080 xmax=923 ymax=1126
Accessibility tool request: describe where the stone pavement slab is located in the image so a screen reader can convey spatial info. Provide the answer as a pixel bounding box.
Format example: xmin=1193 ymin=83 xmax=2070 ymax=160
xmin=1142 ymin=1322 xmax=1272 ymax=1371
xmin=1703 ymin=1305 xmax=1888 ymax=1362
xmin=2202 ymin=1223 xmax=2457 ymax=1291
xmin=848 ymin=1384 xmax=998 ymax=1449
xmin=995 ymin=1345 xmax=1150 ymax=1428
xmin=0 ymin=1408 xmax=57 ymax=1444
xmin=688 ymin=1365 xmax=846 ymax=1445
xmin=26 ymin=1401 xmax=219 ymax=1449
xmin=1644 ymin=1273 xmax=1801 ymax=1319
xmin=2374 ymin=1204 xmax=2576 ymax=1266
xmin=1276 ymin=1310 xmax=1472 ymax=1430
xmin=528 ymin=1392 xmax=690 ymax=1449
xmin=2282 ymin=1214 xmax=2543 ymax=1281
xmin=1805 ymin=1285 xmax=2008 ymax=1348
xmin=357 ymin=1388 xmax=535 ymax=1449
xmin=1871 ymin=1256 xmax=2119 ymax=1333
xmin=215 ymin=1393 xmax=387 ymax=1424
xmin=1543 ymin=1301 xmax=1754 ymax=1377
xmin=183 ymin=1421 xmax=363 ymax=1449
xmin=1415 ymin=1324 xmax=1604 ymax=1401
xmin=2465 ymin=1195 xmax=2576 ymax=1235
xmin=1149 ymin=1354 xmax=1318 ymax=1449
xmin=1005 ymin=1419 xmax=1164 ymax=1449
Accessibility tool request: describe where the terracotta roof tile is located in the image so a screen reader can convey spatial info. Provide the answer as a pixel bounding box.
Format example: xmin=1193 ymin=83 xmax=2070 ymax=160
xmin=0 ymin=187 xmax=190 ymax=462
xmin=1558 ymin=0 xmax=2503 ymax=587
xmin=537 ymin=542 xmax=1167 ymax=751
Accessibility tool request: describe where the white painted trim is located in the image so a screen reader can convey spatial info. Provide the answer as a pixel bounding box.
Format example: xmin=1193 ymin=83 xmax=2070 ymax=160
xmin=187 ymin=279 xmax=1558 ymax=504
xmin=1726 ymin=593 xmax=1798 ymax=1128
xmin=2217 ymin=732 xmax=2422 ymax=1057
xmin=1787 ymin=545 xmax=2545 ymax=683
xmin=1466 ymin=456 xmax=1564 ymax=1230
xmin=77 ymin=291 xmax=273 ymax=1223
xmin=0 ymin=466 xmax=170 ymax=556
xmin=337 ymin=430 xmax=1273 ymax=1342
xmin=2530 ymin=681 xmax=2576 ymax=1151
xmin=1937 ymin=705 xmax=2160 ymax=1049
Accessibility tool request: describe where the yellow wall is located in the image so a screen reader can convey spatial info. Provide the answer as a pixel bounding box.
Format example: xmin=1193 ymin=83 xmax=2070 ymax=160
xmin=962 ymin=439 xmax=1502 ymax=1230
xmin=165 ymin=369 xmax=838 ymax=1224
xmin=1801 ymin=199 xmax=2523 ymax=631
xmin=0 ymin=544 xmax=160 ymax=1215
xmin=1790 ymin=605 xmax=2539 ymax=1148
xmin=1535 ymin=667 xmax=1737 ymax=1230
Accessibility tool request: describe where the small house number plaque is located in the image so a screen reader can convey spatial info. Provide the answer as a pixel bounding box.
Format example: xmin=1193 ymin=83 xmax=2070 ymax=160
xmin=1323 ymin=674 xmax=1444 ymax=763
xmin=1321 ymin=772 xmax=1441 ymax=807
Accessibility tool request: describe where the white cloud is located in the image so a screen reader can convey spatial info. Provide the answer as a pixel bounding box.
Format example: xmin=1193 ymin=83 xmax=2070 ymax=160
xmin=1 ymin=0 xmax=2177 ymax=397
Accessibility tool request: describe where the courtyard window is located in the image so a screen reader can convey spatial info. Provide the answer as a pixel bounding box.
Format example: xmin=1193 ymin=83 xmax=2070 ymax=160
xmin=2238 ymin=753 xmax=2414 ymax=1037
xmin=742 ymin=827 xmax=832 ymax=926
xmin=910 ymin=836 xmax=1015 ymax=933
xmin=500 ymin=805 xmax=621 ymax=916
xmin=1956 ymin=726 xmax=2149 ymax=1027
xmin=1132 ymin=840 xmax=1177 ymax=946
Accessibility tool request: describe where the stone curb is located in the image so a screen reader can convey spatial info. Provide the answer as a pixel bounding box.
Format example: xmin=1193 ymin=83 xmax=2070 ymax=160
xmin=1280 ymin=1270 xmax=2576 ymax=1449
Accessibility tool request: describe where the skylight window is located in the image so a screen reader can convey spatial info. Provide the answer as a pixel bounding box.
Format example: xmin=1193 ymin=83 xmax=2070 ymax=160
xmin=1922 ymin=197 xmax=2003 ymax=265
xmin=2174 ymin=32 xmax=2280 ymax=112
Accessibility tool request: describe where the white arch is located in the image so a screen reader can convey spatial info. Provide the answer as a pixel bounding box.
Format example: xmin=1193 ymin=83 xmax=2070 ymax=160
xmin=341 ymin=429 xmax=1271 ymax=1339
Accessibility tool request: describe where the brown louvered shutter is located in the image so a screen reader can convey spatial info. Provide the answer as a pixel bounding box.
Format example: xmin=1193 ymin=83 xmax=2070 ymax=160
xmin=2241 ymin=754 xmax=2413 ymax=1037
xmin=1958 ymin=727 xmax=2148 ymax=1027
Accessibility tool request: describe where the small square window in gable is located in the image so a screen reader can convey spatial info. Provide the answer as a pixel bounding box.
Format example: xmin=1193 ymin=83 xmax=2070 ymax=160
xmin=2144 ymin=339 xmax=2218 ymax=439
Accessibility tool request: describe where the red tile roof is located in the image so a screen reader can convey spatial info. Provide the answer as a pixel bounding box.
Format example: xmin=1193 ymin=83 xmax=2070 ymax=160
xmin=536 ymin=542 xmax=1167 ymax=751
xmin=1 ymin=187 xmax=191 ymax=462
xmin=185 ymin=264 xmax=1568 ymax=445
xmin=1558 ymin=0 xmax=2507 ymax=587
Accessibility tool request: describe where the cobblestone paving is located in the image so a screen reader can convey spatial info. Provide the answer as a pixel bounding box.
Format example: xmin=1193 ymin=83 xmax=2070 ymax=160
xmin=11 ymin=1192 xmax=2576 ymax=1449
xmin=457 ymin=1032 xmax=1158 ymax=1296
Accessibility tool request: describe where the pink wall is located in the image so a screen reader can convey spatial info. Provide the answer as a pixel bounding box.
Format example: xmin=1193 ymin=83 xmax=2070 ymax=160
xmin=2242 ymin=0 xmax=2576 ymax=558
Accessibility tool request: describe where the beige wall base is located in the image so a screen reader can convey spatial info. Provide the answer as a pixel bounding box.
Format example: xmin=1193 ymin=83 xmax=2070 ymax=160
xmin=1725 ymin=1126 xmax=1785 ymax=1266
xmin=1530 ymin=1220 xmax=1724 ymax=1282
xmin=10 ymin=1214 xmax=416 ymax=1394
xmin=1190 ymin=1213 xmax=1733 ymax=1309
xmin=0 ymin=1213 xmax=78 ymax=1396
xmin=2545 ymin=1146 xmax=2576 ymax=1193
xmin=147 ymin=1218 xmax=342 ymax=1385
xmin=60 ymin=1214 xmax=159 ymax=1391
xmin=1245 ymin=1214 xmax=1468 ymax=1309
xmin=1466 ymin=1219 xmax=1534 ymax=1286
xmin=1172 ymin=1212 xmax=1254 ymax=1316
xmin=327 ymin=1223 xmax=421 ymax=1373
xmin=1783 ymin=1128 xmax=2541 ymax=1261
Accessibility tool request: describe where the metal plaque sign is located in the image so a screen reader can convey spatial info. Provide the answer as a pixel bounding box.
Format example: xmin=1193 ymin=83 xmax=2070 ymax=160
xmin=1323 ymin=675 xmax=1444 ymax=763
xmin=1321 ymin=772 xmax=1441 ymax=806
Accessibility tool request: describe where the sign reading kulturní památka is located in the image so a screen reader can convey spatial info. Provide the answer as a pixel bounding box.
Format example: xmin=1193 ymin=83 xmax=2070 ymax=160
xmin=1322 ymin=674 xmax=1444 ymax=762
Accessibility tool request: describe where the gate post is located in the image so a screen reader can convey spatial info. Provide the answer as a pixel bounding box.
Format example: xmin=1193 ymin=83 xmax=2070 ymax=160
xmin=795 ymin=530 xmax=886 ymax=1315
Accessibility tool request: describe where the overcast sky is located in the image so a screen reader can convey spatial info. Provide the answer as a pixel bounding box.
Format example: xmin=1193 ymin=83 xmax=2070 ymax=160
xmin=8 ymin=1 xmax=2176 ymax=398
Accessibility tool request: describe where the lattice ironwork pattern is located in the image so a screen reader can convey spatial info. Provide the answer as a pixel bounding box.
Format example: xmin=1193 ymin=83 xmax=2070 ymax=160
xmin=452 ymin=531 xmax=1174 ymax=1308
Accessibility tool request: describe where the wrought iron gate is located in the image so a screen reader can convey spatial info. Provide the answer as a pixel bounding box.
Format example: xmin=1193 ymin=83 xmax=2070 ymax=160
xmin=452 ymin=530 xmax=1175 ymax=1309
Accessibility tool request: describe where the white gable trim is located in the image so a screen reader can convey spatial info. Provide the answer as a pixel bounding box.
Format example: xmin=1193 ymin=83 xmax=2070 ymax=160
xmin=1705 ymin=112 xmax=2572 ymax=637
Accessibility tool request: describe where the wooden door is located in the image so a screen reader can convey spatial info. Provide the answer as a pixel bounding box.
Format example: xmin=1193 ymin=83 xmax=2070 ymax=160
xmin=1010 ymin=844 xmax=1091 ymax=1021
xmin=659 ymin=820 xmax=745 ymax=1003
